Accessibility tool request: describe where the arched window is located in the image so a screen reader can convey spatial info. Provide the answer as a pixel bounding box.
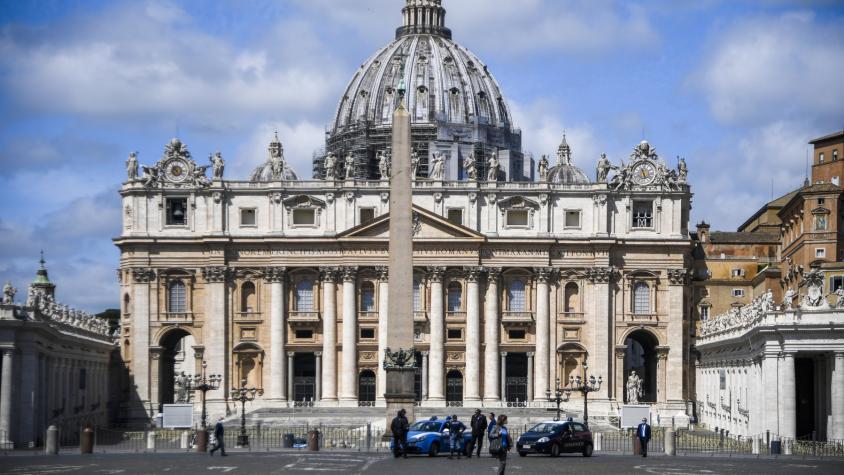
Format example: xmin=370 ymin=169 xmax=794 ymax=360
xmin=564 ymin=282 xmax=579 ymax=313
xmin=168 ymin=280 xmax=186 ymax=313
xmin=447 ymin=282 xmax=462 ymax=312
xmin=508 ymin=280 xmax=526 ymax=311
xmin=633 ymin=282 xmax=650 ymax=314
xmin=413 ymin=279 xmax=422 ymax=311
xmin=360 ymin=282 xmax=375 ymax=312
xmin=241 ymin=282 xmax=256 ymax=313
xmin=296 ymin=279 xmax=314 ymax=312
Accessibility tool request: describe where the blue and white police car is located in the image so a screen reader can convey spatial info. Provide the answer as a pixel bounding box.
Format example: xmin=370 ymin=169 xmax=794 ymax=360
xmin=392 ymin=416 xmax=473 ymax=457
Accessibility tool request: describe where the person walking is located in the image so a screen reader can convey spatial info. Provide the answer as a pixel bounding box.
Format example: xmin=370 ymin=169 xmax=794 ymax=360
xmin=467 ymin=409 xmax=488 ymax=458
xmin=637 ymin=417 xmax=652 ymax=457
xmin=209 ymin=417 xmax=227 ymax=456
xmin=390 ymin=408 xmax=410 ymax=458
xmin=488 ymin=414 xmax=512 ymax=474
xmin=446 ymin=414 xmax=466 ymax=459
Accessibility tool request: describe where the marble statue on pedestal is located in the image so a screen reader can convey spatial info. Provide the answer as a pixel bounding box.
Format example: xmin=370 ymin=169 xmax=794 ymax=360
xmin=126 ymin=152 xmax=139 ymax=181
xmin=429 ymin=152 xmax=445 ymax=180
xmin=174 ymin=372 xmax=190 ymax=403
xmin=377 ymin=150 xmax=390 ymax=179
xmin=487 ymin=152 xmax=500 ymax=182
xmin=324 ymin=153 xmax=337 ymax=179
xmin=677 ymin=157 xmax=688 ymax=183
xmin=464 ymin=152 xmax=477 ymax=181
xmin=411 ymin=150 xmax=420 ymax=178
xmin=596 ymin=153 xmax=613 ymax=183
xmin=345 ymin=152 xmax=356 ymax=179
xmin=2 ymin=282 xmax=16 ymax=304
xmin=211 ymin=152 xmax=225 ymax=179
xmin=626 ymin=370 xmax=643 ymax=404
xmin=538 ymin=155 xmax=549 ymax=182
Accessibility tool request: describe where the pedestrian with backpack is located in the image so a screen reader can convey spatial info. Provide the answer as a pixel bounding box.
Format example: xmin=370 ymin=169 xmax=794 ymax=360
xmin=488 ymin=414 xmax=512 ymax=474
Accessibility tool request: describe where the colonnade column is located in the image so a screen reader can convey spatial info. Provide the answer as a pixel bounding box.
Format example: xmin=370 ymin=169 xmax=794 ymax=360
xmin=779 ymin=352 xmax=796 ymax=439
xmin=588 ymin=267 xmax=613 ymax=400
xmin=320 ymin=268 xmax=338 ymax=401
xmin=526 ymin=352 xmax=534 ymax=402
xmin=315 ymin=352 xmax=322 ymax=402
xmin=534 ymin=268 xmax=551 ymax=401
xmin=18 ymin=346 xmax=38 ymax=445
xmin=286 ymin=352 xmax=294 ymax=402
xmin=266 ymin=267 xmax=287 ymax=401
xmin=421 ymin=351 xmax=429 ymax=400
xmin=483 ymin=268 xmax=502 ymax=403
xmin=202 ymin=266 xmax=228 ymax=402
xmin=131 ymin=268 xmax=154 ymax=415
xmin=666 ymin=269 xmax=687 ymax=403
xmin=376 ymin=267 xmax=389 ymax=403
xmin=464 ymin=267 xmax=482 ymax=403
xmin=340 ymin=267 xmax=359 ymax=402
xmin=830 ymin=351 xmax=844 ymax=440
xmin=500 ymin=352 xmax=507 ymax=402
xmin=0 ymin=348 xmax=14 ymax=443
xmin=427 ymin=267 xmax=445 ymax=402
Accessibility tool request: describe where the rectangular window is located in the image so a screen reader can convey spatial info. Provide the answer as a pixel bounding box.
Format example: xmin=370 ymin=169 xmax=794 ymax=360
xmin=295 ymin=329 xmax=313 ymax=340
xmin=292 ymin=208 xmax=316 ymax=226
xmin=564 ymin=210 xmax=581 ymax=229
xmin=447 ymin=208 xmax=464 ymax=225
xmin=819 ymin=198 xmax=826 ymax=205
xmin=240 ymin=208 xmax=256 ymax=227
xmin=413 ymin=280 xmax=422 ymax=312
xmin=506 ymin=209 xmax=529 ymax=227
xmin=816 ymin=248 xmax=826 ymax=258
xmin=508 ymin=329 xmax=526 ymax=340
xmin=731 ymin=268 xmax=745 ymax=278
xmin=731 ymin=289 xmax=745 ymax=298
xmin=359 ymin=208 xmax=375 ymax=224
xmin=166 ymin=198 xmax=188 ymax=226
xmin=834 ymin=150 xmax=839 ymax=161
xmin=360 ymin=328 xmax=375 ymax=339
xmin=447 ymin=328 xmax=463 ymax=340
xmin=699 ymin=306 xmax=710 ymax=320
xmin=819 ymin=152 xmax=825 ymax=163
xmin=830 ymin=276 xmax=844 ymax=292
xmin=632 ymin=201 xmax=653 ymax=228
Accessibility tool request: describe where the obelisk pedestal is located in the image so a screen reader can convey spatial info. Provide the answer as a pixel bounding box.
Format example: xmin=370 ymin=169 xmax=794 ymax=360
xmin=383 ymin=88 xmax=417 ymax=437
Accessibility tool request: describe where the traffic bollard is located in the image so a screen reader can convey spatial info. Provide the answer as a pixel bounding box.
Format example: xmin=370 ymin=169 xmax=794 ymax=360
xmin=664 ymin=429 xmax=676 ymax=456
xmin=181 ymin=431 xmax=189 ymax=449
xmin=594 ymin=433 xmax=602 ymax=452
xmin=307 ymin=430 xmax=320 ymax=452
xmin=45 ymin=425 xmax=58 ymax=455
xmin=80 ymin=426 xmax=94 ymax=454
xmin=752 ymin=436 xmax=760 ymax=455
xmin=196 ymin=429 xmax=209 ymax=453
xmin=146 ymin=431 xmax=155 ymax=451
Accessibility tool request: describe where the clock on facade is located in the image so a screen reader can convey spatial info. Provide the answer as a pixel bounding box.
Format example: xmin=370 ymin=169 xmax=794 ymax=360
xmin=631 ymin=161 xmax=656 ymax=186
xmin=165 ymin=159 xmax=189 ymax=183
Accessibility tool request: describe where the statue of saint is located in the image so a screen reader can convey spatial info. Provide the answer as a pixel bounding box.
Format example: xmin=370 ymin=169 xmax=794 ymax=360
xmin=2 ymin=281 xmax=16 ymax=304
xmin=429 ymin=152 xmax=445 ymax=180
xmin=377 ymin=150 xmax=390 ymax=179
xmin=487 ymin=152 xmax=500 ymax=182
xmin=596 ymin=153 xmax=613 ymax=183
xmin=210 ymin=151 xmax=225 ymax=180
xmin=538 ymin=155 xmax=549 ymax=182
xmin=323 ymin=153 xmax=337 ymax=179
xmin=464 ymin=152 xmax=477 ymax=181
xmin=126 ymin=152 xmax=139 ymax=181
xmin=344 ymin=152 xmax=355 ymax=179
xmin=411 ymin=149 xmax=420 ymax=179
xmin=835 ymin=287 xmax=844 ymax=309
xmin=626 ymin=370 xmax=643 ymax=404
xmin=784 ymin=288 xmax=796 ymax=310
xmin=677 ymin=157 xmax=688 ymax=183
xmin=175 ymin=372 xmax=190 ymax=403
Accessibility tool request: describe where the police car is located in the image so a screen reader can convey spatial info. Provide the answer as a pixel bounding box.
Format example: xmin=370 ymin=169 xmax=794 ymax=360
xmin=516 ymin=420 xmax=593 ymax=457
xmin=392 ymin=416 xmax=473 ymax=457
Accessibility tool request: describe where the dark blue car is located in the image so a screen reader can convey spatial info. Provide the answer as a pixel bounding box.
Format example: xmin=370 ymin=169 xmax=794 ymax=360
xmin=516 ymin=420 xmax=593 ymax=457
xmin=391 ymin=416 xmax=473 ymax=456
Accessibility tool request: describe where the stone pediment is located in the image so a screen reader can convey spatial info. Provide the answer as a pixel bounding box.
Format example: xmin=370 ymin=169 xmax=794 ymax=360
xmin=338 ymin=205 xmax=485 ymax=241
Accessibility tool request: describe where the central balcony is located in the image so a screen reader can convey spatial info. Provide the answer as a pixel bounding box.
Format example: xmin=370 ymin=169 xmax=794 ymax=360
xmin=288 ymin=311 xmax=321 ymax=328
xmin=502 ymin=311 xmax=534 ymax=327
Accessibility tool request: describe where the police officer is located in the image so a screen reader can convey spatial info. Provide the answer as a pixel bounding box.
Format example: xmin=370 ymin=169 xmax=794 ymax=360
xmin=468 ymin=409 xmax=488 ymax=458
xmin=391 ymin=409 xmax=410 ymax=458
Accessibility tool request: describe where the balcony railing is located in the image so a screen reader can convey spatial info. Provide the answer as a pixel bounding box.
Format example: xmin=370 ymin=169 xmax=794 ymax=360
xmin=236 ymin=311 xmax=263 ymax=321
xmin=558 ymin=312 xmax=584 ymax=321
xmin=629 ymin=313 xmax=658 ymax=322
xmin=446 ymin=311 xmax=467 ymax=321
xmin=358 ymin=311 xmax=378 ymax=321
xmin=161 ymin=312 xmax=193 ymax=322
xmin=413 ymin=311 xmax=428 ymax=322
xmin=288 ymin=311 xmax=321 ymax=327
xmin=502 ymin=311 xmax=534 ymax=327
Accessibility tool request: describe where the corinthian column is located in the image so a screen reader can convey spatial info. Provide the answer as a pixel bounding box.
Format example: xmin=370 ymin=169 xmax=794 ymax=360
xmin=340 ymin=267 xmax=359 ymax=402
xmin=427 ymin=266 xmax=446 ymax=402
xmin=320 ymin=268 xmax=339 ymax=401
xmin=202 ymin=266 xmax=228 ymax=402
xmin=484 ymin=268 xmax=502 ymax=403
xmin=376 ymin=267 xmax=389 ymax=403
xmin=0 ymin=348 xmax=14 ymax=443
xmin=266 ymin=267 xmax=287 ymax=401
xmin=534 ymin=268 xmax=552 ymax=401
xmin=130 ymin=267 xmax=154 ymax=416
xmin=464 ymin=267 xmax=482 ymax=403
xmin=831 ymin=352 xmax=844 ymax=440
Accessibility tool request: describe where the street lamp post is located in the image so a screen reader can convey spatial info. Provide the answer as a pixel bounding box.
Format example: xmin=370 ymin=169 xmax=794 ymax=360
xmin=562 ymin=361 xmax=602 ymax=428
xmin=230 ymin=379 xmax=259 ymax=447
xmin=191 ymin=361 xmax=221 ymax=452
xmin=545 ymin=378 xmax=569 ymax=421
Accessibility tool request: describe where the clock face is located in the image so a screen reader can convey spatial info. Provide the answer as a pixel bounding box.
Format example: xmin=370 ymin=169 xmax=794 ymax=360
xmin=165 ymin=160 xmax=189 ymax=183
xmin=631 ymin=161 xmax=656 ymax=186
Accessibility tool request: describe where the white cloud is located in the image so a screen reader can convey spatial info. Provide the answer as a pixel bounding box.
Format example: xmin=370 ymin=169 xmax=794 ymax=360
xmin=694 ymin=11 xmax=844 ymax=126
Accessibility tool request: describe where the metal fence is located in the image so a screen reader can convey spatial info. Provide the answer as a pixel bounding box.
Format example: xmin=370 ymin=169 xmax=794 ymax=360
xmin=675 ymin=431 xmax=753 ymax=456
xmin=597 ymin=428 xmax=664 ymax=454
xmin=1 ymin=430 xmax=12 ymax=452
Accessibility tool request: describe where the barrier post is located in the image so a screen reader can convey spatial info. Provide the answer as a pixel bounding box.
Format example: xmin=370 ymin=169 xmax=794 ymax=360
xmin=45 ymin=425 xmax=59 ymax=455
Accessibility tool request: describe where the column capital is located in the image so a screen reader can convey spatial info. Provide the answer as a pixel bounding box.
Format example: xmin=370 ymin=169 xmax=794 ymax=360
xmin=485 ymin=267 xmax=502 ymax=281
xmin=375 ymin=266 xmax=389 ymax=282
xmin=131 ymin=267 xmax=156 ymax=283
xmin=287 ymin=351 xmax=295 ymax=357
xmin=263 ymin=267 xmax=287 ymax=283
xmin=149 ymin=346 xmax=164 ymax=360
xmin=341 ymin=266 xmax=359 ymax=282
xmin=427 ymin=266 xmax=446 ymax=282
xmin=421 ymin=350 xmax=429 ymax=356
xmin=314 ymin=351 xmax=322 ymax=357
xmin=586 ymin=266 xmax=618 ymax=284
xmin=0 ymin=347 xmax=14 ymax=357
xmin=500 ymin=351 xmax=507 ymax=357
xmin=833 ymin=351 xmax=844 ymax=359
xmin=201 ymin=266 xmax=228 ymax=283
xmin=526 ymin=351 xmax=535 ymax=357
xmin=667 ymin=268 xmax=691 ymax=285
xmin=533 ymin=267 xmax=555 ymax=283
xmin=464 ymin=266 xmax=483 ymax=282
xmin=320 ymin=267 xmax=341 ymax=283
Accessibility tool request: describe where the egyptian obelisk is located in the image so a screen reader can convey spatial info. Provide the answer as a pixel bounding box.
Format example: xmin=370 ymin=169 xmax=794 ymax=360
xmin=384 ymin=82 xmax=416 ymax=434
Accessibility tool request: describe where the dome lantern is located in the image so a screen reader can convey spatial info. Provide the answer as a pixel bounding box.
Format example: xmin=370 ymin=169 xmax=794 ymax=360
xmin=397 ymin=0 xmax=451 ymax=39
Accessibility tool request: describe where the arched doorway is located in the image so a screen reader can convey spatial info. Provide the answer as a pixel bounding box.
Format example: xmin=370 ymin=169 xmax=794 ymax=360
xmin=158 ymin=328 xmax=196 ymax=407
xmin=446 ymin=370 xmax=463 ymax=406
xmin=358 ymin=370 xmax=376 ymax=406
xmin=623 ymin=330 xmax=658 ymax=403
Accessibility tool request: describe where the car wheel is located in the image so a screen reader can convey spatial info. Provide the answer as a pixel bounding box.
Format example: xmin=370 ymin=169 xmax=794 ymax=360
xmin=429 ymin=442 xmax=440 ymax=457
xmin=550 ymin=443 xmax=560 ymax=457
xmin=582 ymin=443 xmax=593 ymax=457
xmin=518 ymin=451 xmax=527 ymax=457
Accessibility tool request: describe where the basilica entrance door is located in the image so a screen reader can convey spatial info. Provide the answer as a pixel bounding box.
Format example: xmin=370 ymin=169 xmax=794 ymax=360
xmin=505 ymin=353 xmax=528 ymax=404
xmin=358 ymin=370 xmax=376 ymax=406
xmin=293 ymin=353 xmax=316 ymax=402
xmin=446 ymin=370 xmax=463 ymax=406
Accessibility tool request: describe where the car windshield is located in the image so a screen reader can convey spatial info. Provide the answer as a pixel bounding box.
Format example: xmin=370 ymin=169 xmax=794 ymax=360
xmin=528 ymin=423 xmax=564 ymax=434
xmin=409 ymin=421 xmax=442 ymax=432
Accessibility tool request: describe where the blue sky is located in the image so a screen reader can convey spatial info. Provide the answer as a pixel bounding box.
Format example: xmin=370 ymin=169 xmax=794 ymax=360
xmin=1 ymin=0 xmax=843 ymax=312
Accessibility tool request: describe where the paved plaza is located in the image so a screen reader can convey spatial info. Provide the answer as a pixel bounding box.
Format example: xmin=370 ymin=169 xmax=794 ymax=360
xmin=2 ymin=453 xmax=844 ymax=475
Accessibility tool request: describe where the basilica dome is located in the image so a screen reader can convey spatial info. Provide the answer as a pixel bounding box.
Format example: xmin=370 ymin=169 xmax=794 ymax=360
xmin=546 ymin=134 xmax=590 ymax=185
xmin=317 ymin=0 xmax=526 ymax=182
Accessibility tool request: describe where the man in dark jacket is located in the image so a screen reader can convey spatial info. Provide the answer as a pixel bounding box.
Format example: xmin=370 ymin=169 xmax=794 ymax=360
xmin=467 ymin=409 xmax=488 ymax=458
xmin=209 ymin=417 xmax=227 ymax=456
xmin=446 ymin=415 xmax=466 ymax=459
xmin=390 ymin=409 xmax=409 ymax=458
xmin=637 ymin=417 xmax=652 ymax=457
